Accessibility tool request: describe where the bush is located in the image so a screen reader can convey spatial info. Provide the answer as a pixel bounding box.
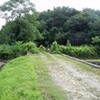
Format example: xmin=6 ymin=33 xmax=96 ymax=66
xmin=0 ymin=45 xmax=13 ymax=59
xmin=23 ymin=42 xmax=39 ymax=53
xmin=59 ymin=45 xmax=98 ymax=59
xmin=92 ymin=36 xmax=100 ymax=56
xmin=50 ymin=41 xmax=61 ymax=53
xmin=11 ymin=41 xmax=26 ymax=58
xmin=0 ymin=42 xmax=38 ymax=59
xmin=38 ymin=45 xmax=46 ymax=52
xmin=66 ymin=40 xmax=71 ymax=47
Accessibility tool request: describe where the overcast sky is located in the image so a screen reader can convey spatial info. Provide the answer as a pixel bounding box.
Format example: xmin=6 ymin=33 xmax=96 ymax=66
xmin=33 ymin=0 xmax=100 ymax=12
xmin=0 ymin=0 xmax=100 ymax=28
xmin=1 ymin=0 xmax=100 ymax=11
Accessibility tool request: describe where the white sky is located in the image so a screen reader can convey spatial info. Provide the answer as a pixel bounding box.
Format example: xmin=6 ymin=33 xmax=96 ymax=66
xmin=0 ymin=0 xmax=100 ymax=28
xmin=0 ymin=0 xmax=100 ymax=12
xmin=32 ymin=0 xmax=100 ymax=12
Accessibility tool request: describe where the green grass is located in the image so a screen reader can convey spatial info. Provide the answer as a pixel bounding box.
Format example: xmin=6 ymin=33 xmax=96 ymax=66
xmin=30 ymin=54 xmax=67 ymax=100
xmin=55 ymin=54 xmax=100 ymax=75
xmin=0 ymin=54 xmax=67 ymax=100
xmin=84 ymin=59 xmax=100 ymax=62
xmin=0 ymin=56 xmax=43 ymax=100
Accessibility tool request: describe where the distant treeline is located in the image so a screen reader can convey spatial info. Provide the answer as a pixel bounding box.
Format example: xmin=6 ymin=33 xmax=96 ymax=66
xmin=0 ymin=0 xmax=100 ymax=46
xmin=38 ymin=7 xmax=100 ymax=46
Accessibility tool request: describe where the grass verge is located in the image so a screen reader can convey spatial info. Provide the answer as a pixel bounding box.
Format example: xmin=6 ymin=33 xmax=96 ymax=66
xmin=0 ymin=56 xmax=43 ymax=100
xmin=84 ymin=59 xmax=100 ymax=62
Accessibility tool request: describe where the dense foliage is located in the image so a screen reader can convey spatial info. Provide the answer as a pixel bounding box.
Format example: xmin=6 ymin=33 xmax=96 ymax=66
xmin=0 ymin=42 xmax=38 ymax=59
xmin=0 ymin=0 xmax=100 ymax=59
xmin=59 ymin=45 xmax=98 ymax=59
xmin=50 ymin=41 xmax=99 ymax=58
xmin=0 ymin=0 xmax=35 ymax=21
xmin=0 ymin=5 xmax=100 ymax=46
xmin=0 ymin=14 xmax=42 ymax=44
xmin=92 ymin=36 xmax=100 ymax=56
xmin=0 ymin=2 xmax=100 ymax=47
xmin=38 ymin=7 xmax=100 ymax=46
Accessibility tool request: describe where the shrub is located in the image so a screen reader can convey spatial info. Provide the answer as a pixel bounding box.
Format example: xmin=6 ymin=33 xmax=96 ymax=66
xmin=59 ymin=45 xmax=98 ymax=59
xmin=0 ymin=42 xmax=38 ymax=59
xmin=38 ymin=45 xmax=46 ymax=52
xmin=11 ymin=41 xmax=26 ymax=58
xmin=92 ymin=36 xmax=100 ymax=56
xmin=50 ymin=41 xmax=61 ymax=53
xmin=0 ymin=45 xmax=13 ymax=59
xmin=66 ymin=40 xmax=71 ymax=47
xmin=23 ymin=42 xmax=39 ymax=53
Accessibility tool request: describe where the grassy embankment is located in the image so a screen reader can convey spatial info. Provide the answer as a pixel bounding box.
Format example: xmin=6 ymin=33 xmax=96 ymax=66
xmin=0 ymin=54 xmax=67 ymax=100
xmin=0 ymin=55 xmax=43 ymax=100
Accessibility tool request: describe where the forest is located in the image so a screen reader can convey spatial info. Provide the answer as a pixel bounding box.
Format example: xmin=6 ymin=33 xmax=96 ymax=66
xmin=0 ymin=0 xmax=100 ymax=59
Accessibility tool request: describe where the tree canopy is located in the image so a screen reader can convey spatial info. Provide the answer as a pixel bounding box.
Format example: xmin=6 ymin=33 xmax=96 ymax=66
xmin=38 ymin=7 xmax=100 ymax=46
xmin=0 ymin=0 xmax=35 ymax=22
xmin=0 ymin=1 xmax=100 ymax=46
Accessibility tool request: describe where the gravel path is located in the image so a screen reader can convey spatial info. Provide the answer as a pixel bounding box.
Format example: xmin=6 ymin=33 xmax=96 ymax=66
xmin=40 ymin=53 xmax=100 ymax=100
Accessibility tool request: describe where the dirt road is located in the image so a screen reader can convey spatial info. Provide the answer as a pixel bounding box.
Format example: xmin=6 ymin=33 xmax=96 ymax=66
xmin=40 ymin=53 xmax=100 ymax=100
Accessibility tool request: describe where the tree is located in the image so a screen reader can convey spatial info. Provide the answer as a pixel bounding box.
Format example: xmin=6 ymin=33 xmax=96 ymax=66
xmin=63 ymin=13 xmax=95 ymax=45
xmin=0 ymin=14 xmax=42 ymax=44
xmin=0 ymin=0 xmax=42 ymax=44
xmin=92 ymin=36 xmax=100 ymax=56
xmin=92 ymin=36 xmax=100 ymax=46
xmin=39 ymin=7 xmax=100 ymax=46
xmin=0 ymin=0 xmax=35 ymax=22
xmin=38 ymin=6 xmax=79 ymax=46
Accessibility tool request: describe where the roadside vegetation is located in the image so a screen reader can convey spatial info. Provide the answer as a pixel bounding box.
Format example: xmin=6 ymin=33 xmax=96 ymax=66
xmin=0 ymin=56 xmax=43 ymax=100
xmin=85 ymin=59 xmax=100 ymax=62
xmin=0 ymin=41 xmax=38 ymax=59
xmin=50 ymin=41 xmax=99 ymax=59
xmin=59 ymin=45 xmax=98 ymax=59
